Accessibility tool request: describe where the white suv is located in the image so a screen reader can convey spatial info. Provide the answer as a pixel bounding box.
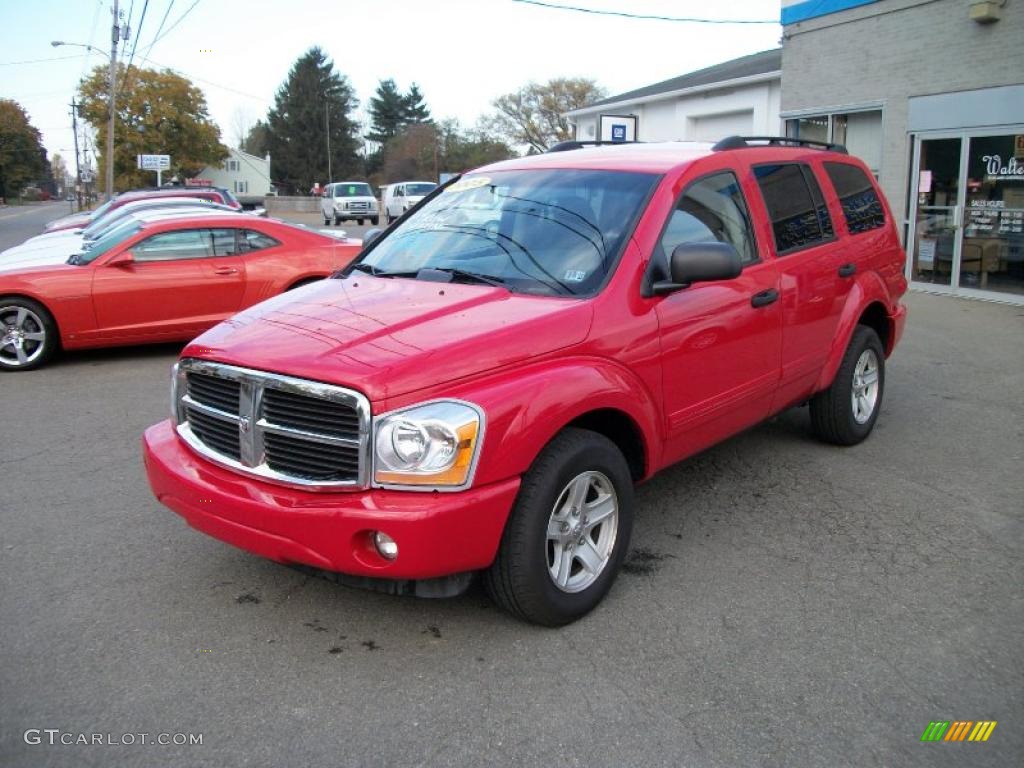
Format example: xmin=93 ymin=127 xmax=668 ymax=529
xmin=321 ymin=182 xmax=379 ymax=226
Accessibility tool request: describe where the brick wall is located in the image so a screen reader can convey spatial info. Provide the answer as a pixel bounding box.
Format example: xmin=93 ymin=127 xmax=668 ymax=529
xmin=782 ymin=0 xmax=1024 ymax=230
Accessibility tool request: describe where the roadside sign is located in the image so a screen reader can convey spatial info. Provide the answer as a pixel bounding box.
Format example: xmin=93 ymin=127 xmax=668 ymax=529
xmin=137 ymin=154 xmax=171 ymax=171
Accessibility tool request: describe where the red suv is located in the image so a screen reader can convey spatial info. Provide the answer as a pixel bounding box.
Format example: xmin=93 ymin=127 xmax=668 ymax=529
xmin=143 ymin=137 xmax=907 ymax=625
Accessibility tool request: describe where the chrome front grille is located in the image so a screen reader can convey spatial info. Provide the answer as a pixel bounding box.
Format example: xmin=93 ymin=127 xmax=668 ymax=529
xmin=174 ymin=360 xmax=371 ymax=490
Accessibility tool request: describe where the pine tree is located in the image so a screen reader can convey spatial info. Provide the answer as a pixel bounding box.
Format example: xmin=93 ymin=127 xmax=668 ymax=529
xmin=366 ymin=79 xmax=408 ymax=145
xmin=266 ymin=47 xmax=360 ymax=193
xmin=403 ymin=84 xmax=431 ymax=124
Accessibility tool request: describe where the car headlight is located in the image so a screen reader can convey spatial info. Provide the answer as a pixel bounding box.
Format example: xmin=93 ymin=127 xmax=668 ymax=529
xmin=373 ymin=400 xmax=483 ymax=489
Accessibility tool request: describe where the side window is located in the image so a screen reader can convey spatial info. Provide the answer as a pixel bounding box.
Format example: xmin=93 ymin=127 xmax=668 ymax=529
xmin=210 ymin=229 xmax=239 ymax=257
xmin=824 ymin=162 xmax=885 ymax=234
xmin=754 ymin=163 xmax=835 ymax=254
xmin=659 ymin=171 xmax=759 ymax=266
xmin=132 ymin=229 xmax=213 ymax=262
xmin=239 ymin=230 xmax=280 ymax=253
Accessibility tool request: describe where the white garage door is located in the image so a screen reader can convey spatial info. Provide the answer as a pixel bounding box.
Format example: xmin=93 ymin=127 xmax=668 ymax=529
xmin=691 ymin=111 xmax=754 ymax=142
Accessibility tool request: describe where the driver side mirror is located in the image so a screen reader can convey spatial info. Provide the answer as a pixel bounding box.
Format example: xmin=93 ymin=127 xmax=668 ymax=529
xmin=106 ymin=251 xmax=134 ymax=268
xmin=361 ymin=228 xmax=383 ymax=251
xmin=650 ymin=242 xmax=742 ymax=296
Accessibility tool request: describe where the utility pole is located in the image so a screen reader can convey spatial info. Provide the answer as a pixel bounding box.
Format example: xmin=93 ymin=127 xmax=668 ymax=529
xmin=70 ymin=100 xmax=83 ymax=211
xmin=105 ymin=0 xmax=120 ymax=200
xmin=325 ymin=102 xmax=332 ymax=184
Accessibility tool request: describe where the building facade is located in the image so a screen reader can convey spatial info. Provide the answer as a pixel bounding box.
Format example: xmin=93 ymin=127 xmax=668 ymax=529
xmin=781 ymin=0 xmax=1024 ymax=302
xmin=196 ymin=147 xmax=273 ymax=203
xmin=567 ymin=49 xmax=782 ymax=144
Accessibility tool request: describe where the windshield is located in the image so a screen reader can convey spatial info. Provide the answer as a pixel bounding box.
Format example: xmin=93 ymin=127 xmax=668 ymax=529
xmin=335 ymin=183 xmax=373 ymax=197
xmin=405 ymin=183 xmax=436 ymax=196
xmin=358 ymin=169 xmax=657 ymax=296
xmin=76 ymin=220 xmax=143 ymax=264
xmin=87 ymin=198 xmax=116 ymax=220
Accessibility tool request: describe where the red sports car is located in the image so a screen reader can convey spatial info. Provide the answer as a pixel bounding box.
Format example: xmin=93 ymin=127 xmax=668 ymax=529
xmin=0 ymin=214 xmax=361 ymax=371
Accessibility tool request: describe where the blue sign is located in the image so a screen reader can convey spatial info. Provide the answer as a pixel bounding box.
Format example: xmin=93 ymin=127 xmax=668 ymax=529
xmin=611 ymin=124 xmax=627 ymax=142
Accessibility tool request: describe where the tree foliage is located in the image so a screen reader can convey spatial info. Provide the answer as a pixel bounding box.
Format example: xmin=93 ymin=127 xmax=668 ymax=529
xmin=242 ymin=120 xmax=270 ymax=158
xmin=487 ymin=78 xmax=607 ymax=153
xmin=77 ymin=64 xmax=228 ymax=190
xmin=380 ymin=119 xmax=515 ymax=183
xmin=0 ymin=99 xmax=47 ymax=199
xmin=365 ymin=79 xmax=433 ymax=176
xmin=266 ymin=47 xmax=360 ymax=194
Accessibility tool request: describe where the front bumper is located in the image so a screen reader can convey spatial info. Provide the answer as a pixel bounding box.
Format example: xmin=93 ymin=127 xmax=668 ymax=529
xmin=143 ymin=420 xmax=519 ymax=580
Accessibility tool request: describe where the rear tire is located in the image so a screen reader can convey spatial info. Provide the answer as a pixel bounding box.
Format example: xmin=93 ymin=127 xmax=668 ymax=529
xmin=0 ymin=297 xmax=58 ymax=372
xmin=371 ymin=216 xmax=379 ymax=226
xmin=810 ymin=325 xmax=885 ymax=445
xmin=484 ymin=428 xmax=633 ymax=626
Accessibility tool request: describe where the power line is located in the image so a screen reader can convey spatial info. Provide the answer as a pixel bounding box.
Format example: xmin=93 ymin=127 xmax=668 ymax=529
xmin=0 ymin=55 xmax=84 ymax=67
xmin=146 ymin=0 xmax=201 ymax=53
xmin=140 ymin=0 xmax=175 ymax=61
xmin=136 ymin=53 xmax=269 ymax=103
xmin=126 ymin=0 xmax=150 ymax=72
xmin=509 ymin=0 xmax=777 ymax=24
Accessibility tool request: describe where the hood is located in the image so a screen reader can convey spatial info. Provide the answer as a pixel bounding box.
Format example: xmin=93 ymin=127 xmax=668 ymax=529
xmin=45 ymin=212 xmax=92 ymax=231
xmin=0 ymin=247 xmax=77 ymax=275
xmin=1 ymin=232 xmax=84 ymax=259
xmin=187 ymin=275 xmax=593 ymax=403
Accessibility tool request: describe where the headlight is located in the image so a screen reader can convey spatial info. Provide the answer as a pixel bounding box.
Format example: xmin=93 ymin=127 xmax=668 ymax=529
xmin=170 ymin=362 xmax=185 ymax=424
xmin=373 ymin=400 xmax=483 ymax=489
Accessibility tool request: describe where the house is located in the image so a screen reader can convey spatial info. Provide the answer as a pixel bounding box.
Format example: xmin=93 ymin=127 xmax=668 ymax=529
xmin=566 ymin=49 xmax=782 ymax=144
xmin=196 ymin=147 xmax=272 ymax=204
xmin=780 ymin=0 xmax=1024 ymax=303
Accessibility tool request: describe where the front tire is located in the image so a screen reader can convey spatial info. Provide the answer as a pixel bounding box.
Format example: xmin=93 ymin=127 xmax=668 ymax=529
xmin=334 ymin=214 xmax=342 ymax=226
xmin=810 ymin=325 xmax=885 ymax=445
xmin=485 ymin=428 xmax=633 ymax=626
xmin=0 ymin=297 xmax=58 ymax=372
xmin=371 ymin=216 xmax=379 ymax=226
xmin=357 ymin=218 xmax=364 ymax=225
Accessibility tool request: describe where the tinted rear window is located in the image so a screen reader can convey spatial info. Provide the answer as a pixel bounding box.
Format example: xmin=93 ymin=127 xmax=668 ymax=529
xmin=824 ymin=162 xmax=885 ymax=234
xmin=754 ymin=163 xmax=834 ymax=254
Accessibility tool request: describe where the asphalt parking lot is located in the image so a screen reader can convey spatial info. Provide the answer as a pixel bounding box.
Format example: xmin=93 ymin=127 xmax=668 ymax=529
xmin=1 ymin=202 xmax=1021 ymax=767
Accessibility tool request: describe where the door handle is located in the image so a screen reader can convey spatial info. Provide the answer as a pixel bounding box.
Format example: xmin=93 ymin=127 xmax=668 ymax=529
xmin=213 ymin=266 xmax=239 ymax=275
xmin=838 ymin=263 xmax=857 ymax=278
xmin=750 ymin=288 xmax=779 ymax=308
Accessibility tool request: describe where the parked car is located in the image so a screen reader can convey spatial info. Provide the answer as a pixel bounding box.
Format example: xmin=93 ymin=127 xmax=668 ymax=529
xmin=383 ymin=181 xmax=438 ymax=223
xmin=143 ymin=137 xmax=908 ymax=625
xmin=4 ymin=198 xmax=238 ymax=259
xmin=320 ymin=182 xmax=379 ymax=226
xmin=42 ymin=187 xmax=242 ymax=233
xmin=0 ymin=215 xmax=360 ymax=371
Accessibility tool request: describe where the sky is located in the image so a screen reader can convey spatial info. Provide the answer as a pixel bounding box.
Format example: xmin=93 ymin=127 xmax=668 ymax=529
xmin=0 ymin=0 xmax=782 ymax=168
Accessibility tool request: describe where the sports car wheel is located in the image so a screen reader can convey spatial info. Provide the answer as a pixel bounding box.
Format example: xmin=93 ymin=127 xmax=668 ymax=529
xmin=0 ymin=298 xmax=57 ymax=371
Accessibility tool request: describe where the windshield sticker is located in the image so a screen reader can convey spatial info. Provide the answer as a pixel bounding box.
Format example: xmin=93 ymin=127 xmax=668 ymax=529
xmin=564 ymin=270 xmax=587 ymax=282
xmin=446 ymin=176 xmax=491 ymax=194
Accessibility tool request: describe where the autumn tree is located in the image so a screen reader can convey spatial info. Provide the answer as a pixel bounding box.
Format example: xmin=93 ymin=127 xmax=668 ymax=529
xmin=381 ymin=119 xmax=514 ymax=183
xmin=487 ymin=78 xmax=607 ymax=153
xmin=366 ymin=79 xmax=432 ymax=176
xmin=77 ymin=64 xmax=227 ymax=190
xmin=266 ymin=47 xmax=360 ymax=194
xmin=50 ymin=153 xmax=70 ymax=196
xmin=0 ymin=99 xmax=47 ymax=200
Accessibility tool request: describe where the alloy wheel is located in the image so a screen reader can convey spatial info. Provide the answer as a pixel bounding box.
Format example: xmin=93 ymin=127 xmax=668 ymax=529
xmin=545 ymin=470 xmax=619 ymax=593
xmin=0 ymin=305 xmax=47 ymax=368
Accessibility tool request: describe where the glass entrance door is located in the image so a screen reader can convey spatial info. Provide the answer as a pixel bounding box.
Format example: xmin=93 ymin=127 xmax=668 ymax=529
xmin=961 ymin=134 xmax=1024 ymax=296
xmin=910 ymin=138 xmax=963 ymax=286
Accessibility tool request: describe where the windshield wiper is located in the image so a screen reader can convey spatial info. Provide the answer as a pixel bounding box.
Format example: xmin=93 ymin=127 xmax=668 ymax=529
xmin=358 ymin=265 xmax=510 ymax=290
xmin=349 ymin=262 xmax=382 ymax=275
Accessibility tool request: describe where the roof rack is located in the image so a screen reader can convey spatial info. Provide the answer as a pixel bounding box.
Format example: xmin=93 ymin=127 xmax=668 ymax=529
xmin=712 ymin=135 xmax=848 ymax=154
xmin=546 ymin=139 xmax=642 ymax=153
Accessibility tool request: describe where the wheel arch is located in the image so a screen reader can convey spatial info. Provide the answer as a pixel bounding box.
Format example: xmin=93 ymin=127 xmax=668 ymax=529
xmin=815 ymin=274 xmax=895 ymax=393
xmin=0 ymin=292 xmax=63 ymax=346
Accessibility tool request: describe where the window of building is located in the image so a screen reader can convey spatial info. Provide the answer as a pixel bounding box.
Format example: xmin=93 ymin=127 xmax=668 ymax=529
xmin=754 ymin=163 xmax=835 ymax=254
xmin=225 ymin=159 xmax=240 ymax=172
xmin=824 ymin=162 xmax=885 ymax=234
xmin=786 ymin=109 xmax=882 ymax=173
xmin=234 ymin=181 xmax=248 ymax=194
xmin=659 ymin=171 xmax=759 ymax=266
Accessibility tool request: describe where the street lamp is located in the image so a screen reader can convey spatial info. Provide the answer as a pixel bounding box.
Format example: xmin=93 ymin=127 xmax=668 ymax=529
xmin=52 ymin=39 xmax=117 ymax=201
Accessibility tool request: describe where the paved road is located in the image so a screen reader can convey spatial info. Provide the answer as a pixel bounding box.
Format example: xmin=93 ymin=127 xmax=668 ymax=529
xmin=0 ymin=205 xmax=1021 ymax=766
xmin=0 ymin=202 xmax=72 ymax=249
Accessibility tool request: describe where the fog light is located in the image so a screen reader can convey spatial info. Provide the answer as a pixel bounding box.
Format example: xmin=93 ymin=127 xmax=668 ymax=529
xmin=373 ymin=531 xmax=398 ymax=560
